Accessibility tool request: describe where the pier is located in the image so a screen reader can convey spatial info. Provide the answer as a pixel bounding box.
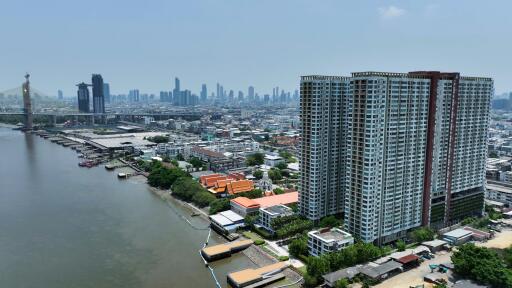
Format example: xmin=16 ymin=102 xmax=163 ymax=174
xmin=227 ymin=262 xmax=288 ymax=288
xmin=201 ymin=239 xmax=253 ymax=262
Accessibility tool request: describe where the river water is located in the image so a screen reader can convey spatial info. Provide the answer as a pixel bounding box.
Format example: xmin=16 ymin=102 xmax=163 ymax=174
xmin=0 ymin=127 xmax=255 ymax=288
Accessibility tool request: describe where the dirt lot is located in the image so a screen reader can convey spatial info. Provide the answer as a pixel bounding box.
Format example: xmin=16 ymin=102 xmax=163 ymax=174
xmin=375 ymin=229 xmax=512 ymax=288
xmin=478 ymin=229 xmax=512 ymax=249
xmin=374 ymin=251 xmax=452 ymax=288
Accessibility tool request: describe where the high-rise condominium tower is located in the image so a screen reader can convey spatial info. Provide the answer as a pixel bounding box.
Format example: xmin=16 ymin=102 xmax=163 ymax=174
xmin=299 ymin=71 xmax=492 ymax=244
xmin=77 ymin=82 xmax=90 ymax=113
xmin=91 ymin=74 xmax=105 ymax=113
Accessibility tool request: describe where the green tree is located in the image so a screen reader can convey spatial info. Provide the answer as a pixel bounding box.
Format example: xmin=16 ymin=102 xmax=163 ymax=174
xmin=452 ymin=243 xmax=512 ymax=287
xmin=209 ymin=198 xmax=231 ymax=214
xmin=319 ymin=215 xmax=341 ymax=228
xmin=246 ymin=152 xmax=265 ymax=166
xmin=244 ymin=214 xmax=259 ymax=228
xmin=288 ymin=236 xmax=308 ymax=258
xmin=268 ymin=168 xmax=282 ymax=181
xmin=176 ymin=153 xmax=185 ymax=161
xmin=237 ymin=189 xmax=263 ymax=199
xmin=396 ymin=240 xmax=406 ymax=252
xmin=189 ymin=157 xmax=204 ymax=169
xmin=410 ymin=227 xmax=435 ymax=243
xmin=253 ymin=170 xmax=263 ymax=179
xmin=275 ymin=162 xmax=288 ymax=170
xmin=307 ymin=256 xmax=330 ymax=282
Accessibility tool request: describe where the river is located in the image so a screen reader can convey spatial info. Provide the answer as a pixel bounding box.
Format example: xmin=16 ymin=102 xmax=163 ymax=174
xmin=0 ymin=127 xmax=255 ymax=288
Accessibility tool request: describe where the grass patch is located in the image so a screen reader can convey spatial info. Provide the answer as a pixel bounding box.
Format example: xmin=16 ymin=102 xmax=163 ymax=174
xmin=242 ymin=231 xmax=264 ymax=242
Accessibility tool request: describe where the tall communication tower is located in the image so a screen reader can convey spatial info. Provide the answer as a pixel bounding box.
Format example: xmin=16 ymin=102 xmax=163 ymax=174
xmin=22 ymin=73 xmax=33 ymax=130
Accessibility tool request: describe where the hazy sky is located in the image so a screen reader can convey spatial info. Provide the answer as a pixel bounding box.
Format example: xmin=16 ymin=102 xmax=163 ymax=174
xmin=1 ymin=0 xmax=511 ymax=96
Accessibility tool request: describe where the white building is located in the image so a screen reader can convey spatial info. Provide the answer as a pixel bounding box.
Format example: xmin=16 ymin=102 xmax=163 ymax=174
xmin=264 ymin=154 xmax=284 ymax=167
xmin=308 ymin=227 xmax=354 ymax=257
xmin=300 ymin=72 xmax=492 ymax=244
xmin=486 ymin=183 xmax=512 ymax=206
xmin=258 ymin=205 xmax=294 ymax=233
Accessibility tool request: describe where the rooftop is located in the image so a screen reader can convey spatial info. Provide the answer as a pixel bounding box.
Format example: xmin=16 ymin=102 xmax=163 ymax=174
xmin=231 ymin=197 xmax=260 ymax=209
xmin=309 ymin=227 xmax=353 ymax=242
xmin=443 ymin=228 xmax=473 ymax=239
xmin=227 ymin=262 xmax=288 ymax=286
xmin=486 ymin=183 xmax=512 ymax=194
xmin=252 ymin=191 xmax=298 ymax=208
xmin=261 ymin=204 xmax=293 ymax=216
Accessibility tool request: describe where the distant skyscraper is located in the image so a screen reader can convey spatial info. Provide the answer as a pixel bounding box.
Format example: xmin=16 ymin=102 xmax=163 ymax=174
xmin=173 ymin=77 xmax=181 ymax=105
xmin=57 ymin=89 xmax=63 ymax=100
xmin=103 ymin=83 xmax=110 ymax=103
xmin=77 ymin=82 xmax=90 ymax=113
xmin=248 ymin=86 xmax=255 ymax=102
xmin=300 ymin=72 xmax=492 ymax=244
xmin=228 ymin=90 xmax=234 ymax=102
xmin=238 ymin=91 xmax=244 ymax=101
xmin=91 ymin=74 xmax=105 ymax=113
xmin=128 ymin=89 xmax=140 ymax=102
xmin=201 ymin=84 xmax=207 ymax=102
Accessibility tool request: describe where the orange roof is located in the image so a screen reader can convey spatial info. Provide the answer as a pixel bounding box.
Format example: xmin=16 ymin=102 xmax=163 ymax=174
xmin=253 ymin=192 xmax=298 ymax=208
xmin=204 ymin=175 xmax=228 ymax=188
xmin=227 ymin=180 xmax=254 ymax=195
xmin=231 ymin=197 xmax=260 ymax=209
xmin=200 ymin=174 xmax=223 ymax=186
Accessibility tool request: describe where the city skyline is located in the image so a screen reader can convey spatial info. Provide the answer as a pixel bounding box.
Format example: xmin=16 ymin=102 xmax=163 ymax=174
xmin=1 ymin=0 xmax=511 ymax=94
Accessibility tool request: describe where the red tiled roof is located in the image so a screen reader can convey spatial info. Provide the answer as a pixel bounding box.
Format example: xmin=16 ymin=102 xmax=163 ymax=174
xmin=200 ymin=174 xmax=223 ymax=186
xmin=252 ymin=192 xmax=298 ymax=208
xmin=231 ymin=197 xmax=260 ymax=209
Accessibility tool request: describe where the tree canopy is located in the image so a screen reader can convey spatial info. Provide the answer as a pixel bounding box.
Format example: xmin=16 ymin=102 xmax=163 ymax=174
xmin=452 ymin=243 xmax=512 ymax=287
xmin=246 ymin=153 xmax=264 ymax=166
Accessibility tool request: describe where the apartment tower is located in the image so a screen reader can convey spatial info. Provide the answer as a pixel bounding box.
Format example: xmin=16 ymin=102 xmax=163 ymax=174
xmin=299 ymin=71 xmax=492 ymax=244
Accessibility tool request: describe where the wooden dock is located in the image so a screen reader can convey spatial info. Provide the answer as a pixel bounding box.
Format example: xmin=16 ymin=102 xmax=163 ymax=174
xmin=200 ymin=239 xmax=253 ymax=262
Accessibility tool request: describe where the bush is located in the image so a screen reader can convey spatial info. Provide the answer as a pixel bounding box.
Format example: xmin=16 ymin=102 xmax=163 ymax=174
xmin=278 ymin=255 xmax=289 ymax=261
xmin=254 ymin=239 xmax=265 ymax=245
xmin=147 ymin=135 xmax=169 ymax=143
xmin=209 ymin=198 xmax=231 ymax=214
xmin=396 ymin=240 xmax=406 ymax=252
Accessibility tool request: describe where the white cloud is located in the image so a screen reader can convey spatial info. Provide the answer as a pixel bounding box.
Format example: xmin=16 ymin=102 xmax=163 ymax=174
xmin=379 ymin=5 xmax=406 ymax=19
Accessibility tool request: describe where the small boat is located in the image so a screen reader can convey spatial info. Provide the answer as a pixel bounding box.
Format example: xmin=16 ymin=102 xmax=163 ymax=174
xmin=118 ymin=173 xmax=128 ymax=179
xmin=191 ymin=212 xmax=200 ymax=217
xmin=105 ymin=164 xmax=115 ymax=170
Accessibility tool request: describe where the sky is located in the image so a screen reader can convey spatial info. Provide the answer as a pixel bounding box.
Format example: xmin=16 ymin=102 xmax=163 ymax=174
xmin=0 ymin=0 xmax=511 ymax=96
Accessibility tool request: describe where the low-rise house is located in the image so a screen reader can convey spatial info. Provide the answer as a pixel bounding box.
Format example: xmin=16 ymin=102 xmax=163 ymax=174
xmin=258 ymin=205 xmax=294 ymax=233
xmin=422 ymin=239 xmax=448 ymax=253
xmin=359 ymin=261 xmax=403 ymax=281
xmin=322 ymin=266 xmax=362 ymax=287
xmin=209 ymin=210 xmax=245 ymax=234
xmin=307 ymin=227 xmax=354 ymax=257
